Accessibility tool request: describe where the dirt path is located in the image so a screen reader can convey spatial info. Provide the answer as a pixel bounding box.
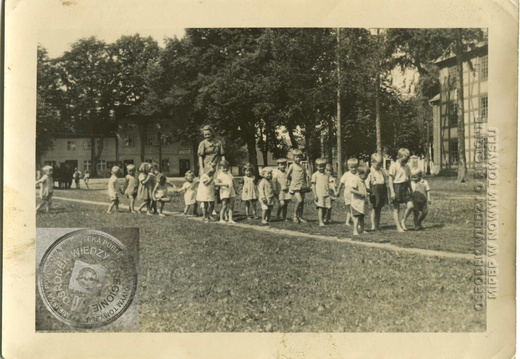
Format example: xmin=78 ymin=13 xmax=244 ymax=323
xmin=51 ymin=196 xmax=473 ymax=261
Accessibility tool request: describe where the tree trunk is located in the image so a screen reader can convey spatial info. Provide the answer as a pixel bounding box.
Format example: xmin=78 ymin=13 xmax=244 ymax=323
xmin=192 ymin=140 xmax=199 ymax=176
xmin=286 ymin=124 xmax=299 ymax=149
xmin=328 ymin=119 xmax=334 ymax=165
xmin=456 ymin=29 xmax=468 ymax=183
xmin=336 ymin=27 xmax=343 ymax=179
xmin=304 ymin=125 xmax=314 ymax=174
xmin=139 ymin=124 xmax=146 ymax=163
xmin=245 ymin=130 xmax=259 ymax=178
xmin=90 ymin=137 xmax=98 ymax=177
xmin=375 ymin=72 xmax=382 ymax=156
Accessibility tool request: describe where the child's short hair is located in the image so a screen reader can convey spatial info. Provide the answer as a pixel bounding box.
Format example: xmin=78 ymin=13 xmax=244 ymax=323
xmin=243 ymin=163 xmax=254 ymax=173
xmin=276 ymin=158 xmax=287 ymax=164
xmin=42 ymin=165 xmax=53 ymax=173
xmin=315 ymin=158 xmax=327 ymax=166
xmin=325 ymin=163 xmax=334 ymax=175
xmin=111 ymin=166 xmax=121 ymax=174
xmin=156 ymin=173 xmax=167 ymax=183
xmin=357 ymin=165 xmax=369 ymax=175
xmin=220 ymin=159 xmax=230 ymax=168
xmin=138 ymin=163 xmax=148 ymax=172
xmin=260 ymin=167 xmax=273 ymax=177
xmin=185 ymin=170 xmax=194 ymax=179
xmin=202 ymin=125 xmax=214 ymax=134
xmin=411 ymin=168 xmax=423 ymax=177
xmin=127 ymin=164 xmax=136 ymax=172
xmin=347 ymin=158 xmax=359 ymax=167
xmin=397 ymin=148 xmax=410 ymax=160
xmin=291 ymin=149 xmax=303 ymax=158
xmin=371 ymin=153 xmax=383 ymax=164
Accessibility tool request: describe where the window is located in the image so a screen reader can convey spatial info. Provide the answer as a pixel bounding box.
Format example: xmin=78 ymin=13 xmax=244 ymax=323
xmin=449 ymin=66 xmax=459 ymax=88
xmin=84 ymin=160 xmax=91 ymax=172
xmin=481 ymin=56 xmax=488 ymax=80
xmin=449 ymin=103 xmax=458 ymax=127
xmin=449 ymin=140 xmax=459 ymax=165
xmin=159 ymin=133 xmax=169 ymax=146
xmin=67 ymin=141 xmax=76 ymax=150
xmin=97 ymin=160 xmax=107 ymax=172
xmin=161 ymin=159 xmax=170 ymax=174
xmin=480 ymin=96 xmax=488 ymax=122
xmin=124 ymin=134 xmax=135 ymax=147
xmin=83 ymin=140 xmax=90 ymax=150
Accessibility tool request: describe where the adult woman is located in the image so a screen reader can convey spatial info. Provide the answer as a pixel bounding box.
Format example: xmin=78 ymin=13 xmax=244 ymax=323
xmin=197 ymin=125 xmax=225 ymax=176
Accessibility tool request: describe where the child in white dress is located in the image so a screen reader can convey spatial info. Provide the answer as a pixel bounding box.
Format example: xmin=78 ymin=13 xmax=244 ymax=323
xmin=215 ymin=160 xmax=237 ymax=224
xmin=240 ymin=164 xmax=258 ymax=220
xmin=36 ymin=165 xmax=54 ymax=213
xmin=175 ymin=170 xmax=198 ymax=216
xmin=196 ymin=166 xmax=216 ymax=222
xmin=107 ymin=166 xmax=123 ymax=213
xmin=350 ymin=165 xmax=369 ymax=235
xmin=337 ymin=157 xmax=359 ymax=226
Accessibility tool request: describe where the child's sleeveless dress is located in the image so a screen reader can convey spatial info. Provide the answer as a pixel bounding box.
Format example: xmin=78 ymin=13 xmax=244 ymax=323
xmin=241 ymin=176 xmax=258 ymax=201
xmin=137 ymin=173 xmax=153 ymax=200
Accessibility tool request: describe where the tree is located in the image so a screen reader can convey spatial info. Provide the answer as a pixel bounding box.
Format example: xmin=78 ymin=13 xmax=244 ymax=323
xmin=57 ymin=37 xmax=118 ymax=177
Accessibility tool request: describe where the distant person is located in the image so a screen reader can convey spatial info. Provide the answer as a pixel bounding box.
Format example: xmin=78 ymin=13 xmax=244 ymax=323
xmin=215 ymin=160 xmax=237 ymax=224
xmin=273 ymin=158 xmax=291 ymax=222
xmin=388 ymin=148 xmax=414 ymax=232
xmin=258 ymin=167 xmax=275 ymax=225
xmin=83 ymin=170 xmax=90 ymax=189
xmin=366 ymin=153 xmax=388 ymax=231
xmin=350 ymin=165 xmax=369 ymax=236
xmin=73 ymin=168 xmax=82 ymax=189
xmin=107 ymin=166 xmax=123 ymax=214
xmin=240 ymin=163 xmax=259 ymax=220
xmin=36 ymin=165 xmax=54 ymax=213
xmin=311 ymin=158 xmax=332 ymax=227
xmin=337 ymin=158 xmax=359 ymax=226
xmin=286 ymin=149 xmax=309 ymax=223
xmin=410 ymin=168 xmax=431 ymax=230
xmin=123 ymin=164 xmax=138 ymax=213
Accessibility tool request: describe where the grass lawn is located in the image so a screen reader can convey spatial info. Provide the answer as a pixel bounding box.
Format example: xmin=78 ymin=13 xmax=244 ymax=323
xmin=36 ymin=175 xmax=484 ymax=332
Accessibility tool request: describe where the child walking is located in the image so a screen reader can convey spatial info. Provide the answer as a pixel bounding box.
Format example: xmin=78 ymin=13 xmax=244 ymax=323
xmin=36 ymin=165 xmax=54 ymax=213
xmin=367 ymin=153 xmax=388 ymax=231
xmin=83 ymin=170 xmax=90 ymax=189
xmin=337 ymin=158 xmax=359 ymax=226
xmin=325 ymin=163 xmax=337 ymax=223
xmin=388 ymin=148 xmax=414 ymax=232
xmin=350 ymin=165 xmax=369 ymax=235
xmin=176 ymin=170 xmax=198 ymax=216
xmin=196 ymin=165 xmax=216 ymax=222
xmin=240 ymin=164 xmax=258 ymax=220
xmin=287 ymin=149 xmax=309 ymax=223
xmin=215 ymin=160 xmax=237 ymax=224
xmin=311 ymin=158 xmax=333 ymax=227
xmin=153 ymin=174 xmax=172 ymax=217
xmin=258 ymin=167 xmax=275 ymax=225
xmin=123 ymin=164 xmax=139 ymax=213
xmin=137 ymin=163 xmax=154 ymax=215
xmin=410 ymin=168 xmax=431 ymax=230
xmin=107 ymin=166 xmax=124 ymax=213
xmin=273 ymin=158 xmax=291 ymax=222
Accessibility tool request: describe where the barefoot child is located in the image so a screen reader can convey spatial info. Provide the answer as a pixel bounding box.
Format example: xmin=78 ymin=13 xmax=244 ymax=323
xmin=83 ymin=170 xmax=90 ymax=189
xmin=215 ymin=160 xmax=237 ymax=224
xmin=273 ymin=158 xmax=291 ymax=221
xmin=137 ymin=163 xmax=154 ymax=215
xmin=350 ymin=165 xmax=369 ymax=235
xmin=36 ymin=165 xmax=54 ymax=213
xmin=175 ymin=170 xmax=198 ymax=216
xmin=311 ymin=158 xmax=332 ymax=227
xmin=325 ymin=163 xmax=337 ymax=223
xmin=367 ymin=153 xmax=388 ymax=231
xmin=107 ymin=166 xmax=124 ymax=213
xmin=337 ymin=158 xmax=359 ymax=226
xmin=196 ymin=166 xmax=216 ymax=222
xmin=410 ymin=168 xmax=431 ymax=230
xmin=258 ymin=167 xmax=275 ymax=225
xmin=153 ymin=174 xmax=172 ymax=217
xmin=388 ymin=148 xmax=414 ymax=232
xmin=240 ymin=164 xmax=258 ymax=220
xmin=287 ymin=149 xmax=309 ymax=223
xmin=123 ymin=164 xmax=138 ymax=213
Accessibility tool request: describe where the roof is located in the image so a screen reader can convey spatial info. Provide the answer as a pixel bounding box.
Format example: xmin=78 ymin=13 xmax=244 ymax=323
xmin=51 ymin=133 xmax=117 ymax=139
xmin=434 ymin=42 xmax=488 ymax=68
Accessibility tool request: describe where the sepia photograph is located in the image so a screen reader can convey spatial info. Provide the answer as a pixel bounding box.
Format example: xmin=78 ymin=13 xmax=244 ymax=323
xmin=3 ymin=0 xmax=517 ymax=358
xmin=35 ymin=27 xmax=488 ymax=332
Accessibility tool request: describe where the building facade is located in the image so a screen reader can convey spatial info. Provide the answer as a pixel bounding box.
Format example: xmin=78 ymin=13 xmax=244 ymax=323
xmin=39 ymin=126 xmax=194 ymax=177
xmin=431 ymin=44 xmax=488 ymax=171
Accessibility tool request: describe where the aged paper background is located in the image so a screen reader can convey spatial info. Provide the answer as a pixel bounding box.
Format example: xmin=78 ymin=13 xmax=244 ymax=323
xmin=4 ymin=0 xmax=517 ymax=358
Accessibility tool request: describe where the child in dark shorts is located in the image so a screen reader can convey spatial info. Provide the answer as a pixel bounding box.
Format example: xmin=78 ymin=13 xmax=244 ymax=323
xmin=350 ymin=165 xmax=369 ymax=235
xmin=410 ymin=168 xmax=431 ymax=230
xmin=388 ymin=148 xmax=414 ymax=232
xmin=367 ymin=153 xmax=388 ymax=231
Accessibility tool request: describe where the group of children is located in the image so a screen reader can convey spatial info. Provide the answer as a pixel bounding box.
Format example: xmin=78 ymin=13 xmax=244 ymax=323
xmin=36 ymin=147 xmax=431 ymax=235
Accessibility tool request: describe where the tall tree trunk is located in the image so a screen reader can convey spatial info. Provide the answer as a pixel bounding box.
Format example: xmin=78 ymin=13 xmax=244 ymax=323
xmin=375 ymin=29 xmax=382 ymax=156
xmin=286 ymin=124 xmax=299 ymax=149
xmin=304 ymin=125 xmax=314 ymax=174
xmin=336 ymin=27 xmax=343 ymax=179
xmin=245 ymin=129 xmax=259 ymax=178
xmin=328 ymin=119 xmax=334 ymax=165
xmin=456 ymin=29 xmax=468 ymax=183
xmin=192 ymin=140 xmax=199 ymax=176
xmin=139 ymin=124 xmax=146 ymax=163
